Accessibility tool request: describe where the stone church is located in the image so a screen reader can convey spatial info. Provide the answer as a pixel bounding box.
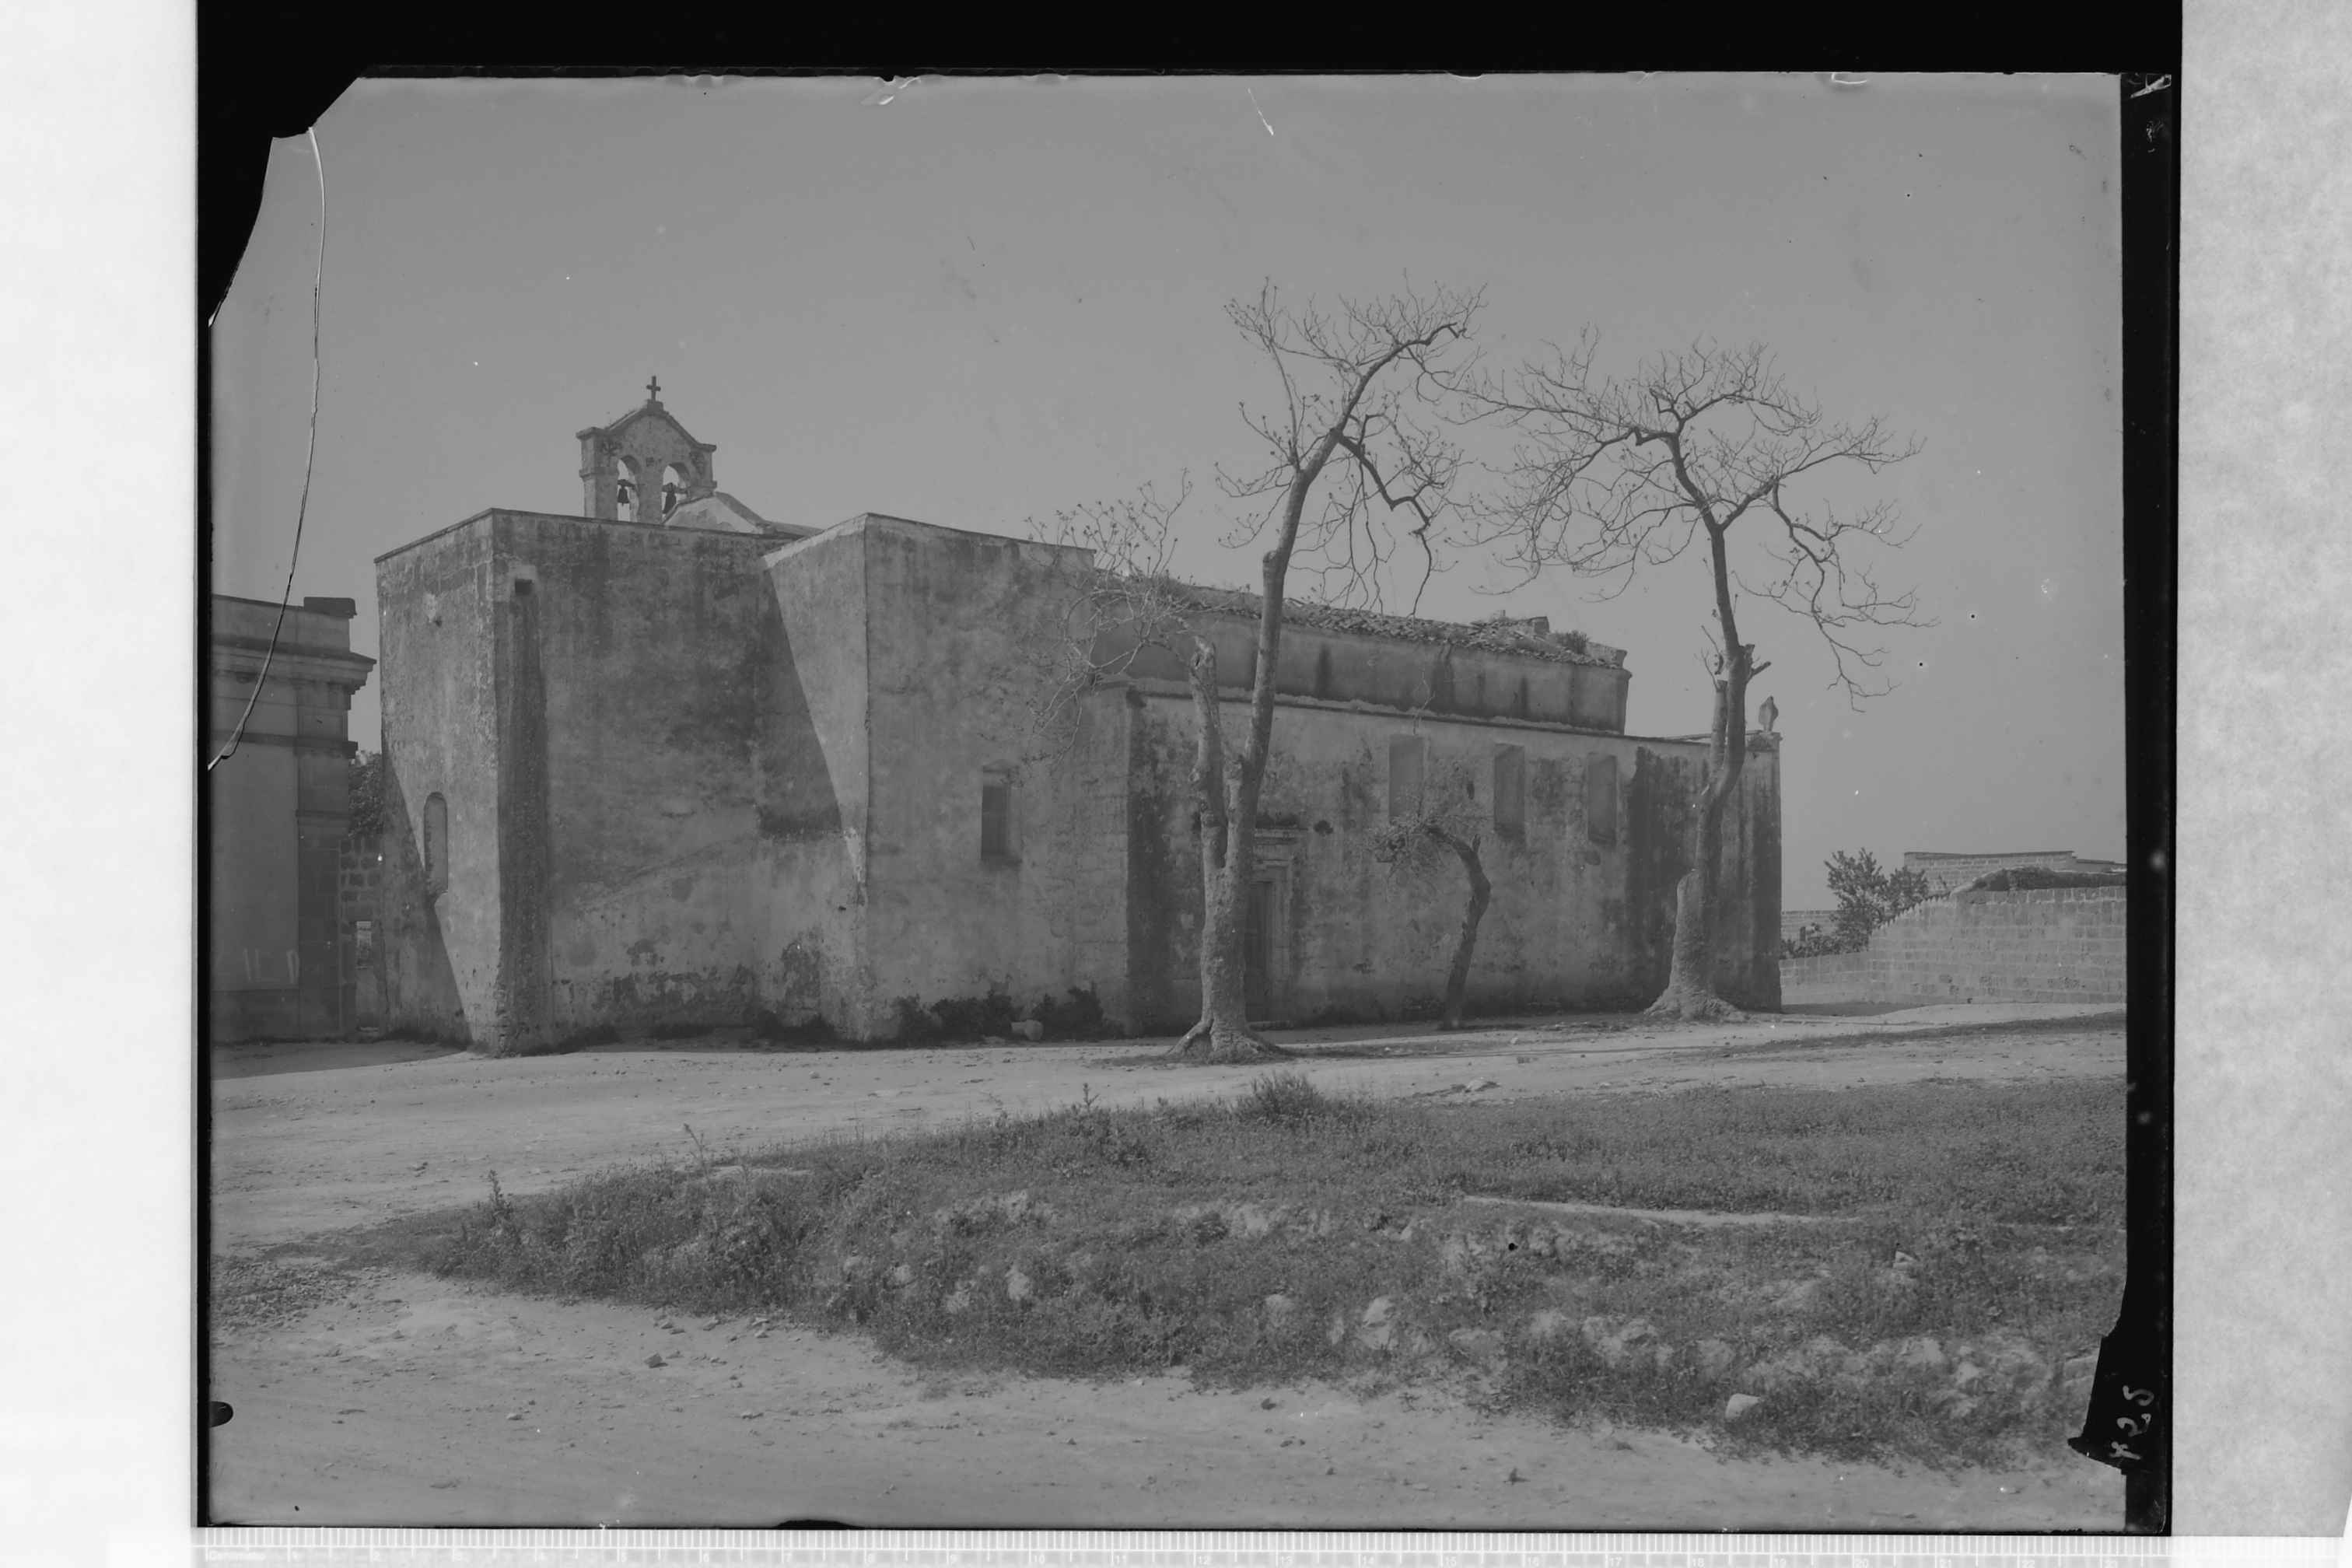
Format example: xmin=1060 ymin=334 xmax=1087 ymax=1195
xmin=373 ymin=387 xmax=1782 ymax=1053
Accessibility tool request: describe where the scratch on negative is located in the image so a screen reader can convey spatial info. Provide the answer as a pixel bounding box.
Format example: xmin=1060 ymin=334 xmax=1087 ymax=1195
xmin=1248 ymin=87 xmax=1275 ymax=137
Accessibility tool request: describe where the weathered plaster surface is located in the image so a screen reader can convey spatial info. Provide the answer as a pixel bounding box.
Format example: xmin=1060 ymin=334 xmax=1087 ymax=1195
xmin=758 ymin=526 xmax=874 ymax=1034
xmin=208 ymin=594 xmax=374 ymax=1040
xmin=1124 ymin=692 xmax=1780 ymax=1028
xmin=374 ymin=520 xmax=503 ymax=1044
xmin=857 ymin=519 xmax=1131 ymax=1032
xmin=374 ymin=503 xmax=1781 ymax=1049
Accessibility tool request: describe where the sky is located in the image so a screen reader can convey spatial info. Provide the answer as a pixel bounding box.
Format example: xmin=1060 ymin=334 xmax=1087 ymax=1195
xmin=212 ymin=73 xmax=2125 ymax=908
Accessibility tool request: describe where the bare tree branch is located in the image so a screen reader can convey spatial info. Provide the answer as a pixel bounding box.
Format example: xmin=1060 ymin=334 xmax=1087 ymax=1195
xmin=1025 ymin=278 xmax=1488 ymax=1061
xmin=1444 ymin=335 xmax=1925 ymax=1020
xmin=1448 ymin=336 xmax=1927 ymax=705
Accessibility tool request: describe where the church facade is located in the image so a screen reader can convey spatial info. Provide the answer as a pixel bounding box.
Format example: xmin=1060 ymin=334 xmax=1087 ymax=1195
xmin=372 ymin=390 xmax=1782 ymax=1053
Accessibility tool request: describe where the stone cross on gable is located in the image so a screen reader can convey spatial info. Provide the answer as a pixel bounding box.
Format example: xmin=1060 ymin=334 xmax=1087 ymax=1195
xmin=646 ymin=374 xmax=661 ymax=401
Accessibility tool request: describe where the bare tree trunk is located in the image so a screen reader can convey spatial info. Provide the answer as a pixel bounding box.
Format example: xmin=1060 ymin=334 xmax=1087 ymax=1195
xmin=1432 ymin=828 xmax=1491 ymax=1031
xmin=1648 ymin=679 xmax=1747 ymax=1021
xmin=1648 ymin=516 xmax=1759 ymax=1023
xmin=1173 ymin=638 xmax=1286 ymax=1062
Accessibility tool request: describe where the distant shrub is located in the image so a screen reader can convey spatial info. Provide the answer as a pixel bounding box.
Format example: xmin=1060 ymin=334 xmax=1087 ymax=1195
xmin=347 ymin=750 xmax=387 ymax=838
xmin=930 ymin=989 xmax=1020 ymax=1041
xmin=1033 ymin=985 xmax=1108 ymax=1040
xmin=891 ymin=996 xmax=940 ymax=1043
xmin=1825 ymin=849 xmax=1935 ymax=949
xmin=753 ymin=1010 xmax=836 ymax=1046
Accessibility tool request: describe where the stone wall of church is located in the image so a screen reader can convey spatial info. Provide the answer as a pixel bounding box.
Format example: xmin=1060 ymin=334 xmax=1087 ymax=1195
xmin=849 ymin=517 xmax=1133 ymax=1035
xmin=756 ymin=525 xmax=878 ymax=1035
xmin=376 ymin=501 xmax=1783 ymax=1048
xmin=500 ymin=512 xmax=784 ymax=1045
xmin=1099 ymin=611 xmax=1629 ymax=730
xmin=1121 ymin=690 xmax=1780 ymax=1029
xmin=374 ymin=516 xmax=504 ymax=1045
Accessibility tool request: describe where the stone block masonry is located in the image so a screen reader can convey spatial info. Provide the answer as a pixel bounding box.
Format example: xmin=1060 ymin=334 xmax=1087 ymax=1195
xmin=1777 ymin=887 xmax=2127 ymax=1007
xmin=1779 ymin=948 xmax=1868 ymax=1005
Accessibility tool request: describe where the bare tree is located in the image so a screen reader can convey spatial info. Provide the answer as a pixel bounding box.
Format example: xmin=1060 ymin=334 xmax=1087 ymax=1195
xmin=1456 ymin=338 xmax=1924 ymax=1020
xmin=1034 ymin=281 xmax=1483 ymax=1062
xmin=1369 ymin=753 xmax=1493 ymax=1031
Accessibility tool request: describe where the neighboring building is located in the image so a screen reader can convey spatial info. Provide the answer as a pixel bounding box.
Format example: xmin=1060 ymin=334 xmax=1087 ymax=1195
xmin=370 ymin=389 xmax=1783 ymax=1052
xmin=1902 ymin=849 xmax=2126 ymax=896
xmin=208 ymin=594 xmax=376 ymax=1040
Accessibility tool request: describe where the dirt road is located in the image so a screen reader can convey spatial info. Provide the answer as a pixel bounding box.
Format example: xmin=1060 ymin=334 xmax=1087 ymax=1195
xmin=212 ymin=1004 xmax=2125 ymax=1250
xmin=207 ymin=1005 xmax=2128 ymax=1529
xmin=208 ymin=1269 xmax=2119 ymax=1529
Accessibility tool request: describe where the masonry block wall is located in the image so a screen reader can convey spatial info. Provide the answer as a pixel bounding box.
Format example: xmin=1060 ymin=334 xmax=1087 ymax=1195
xmin=376 ymin=505 xmax=1785 ymax=1048
xmin=1778 ymin=948 xmax=1870 ymax=1005
xmin=1778 ymin=887 xmax=2127 ymax=1006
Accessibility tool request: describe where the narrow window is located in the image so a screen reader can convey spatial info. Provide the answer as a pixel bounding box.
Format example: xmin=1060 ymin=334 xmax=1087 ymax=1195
xmin=1493 ymin=744 xmax=1526 ymax=841
xmin=423 ymin=792 xmax=449 ymax=895
xmin=980 ymin=778 xmax=1014 ymax=860
xmin=1387 ymin=736 xmax=1425 ymax=821
xmin=1584 ymin=754 xmax=1619 ymax=845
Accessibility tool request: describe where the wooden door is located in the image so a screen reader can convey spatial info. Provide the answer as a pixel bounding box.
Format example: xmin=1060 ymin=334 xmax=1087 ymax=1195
xmin=1244 ymin=875 xmax=1277 ymax=1020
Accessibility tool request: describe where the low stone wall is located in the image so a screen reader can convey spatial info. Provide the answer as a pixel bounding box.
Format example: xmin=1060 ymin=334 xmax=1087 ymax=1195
xmin=1777 ymin=887 xmax=2127 ymax=1007
xmin=1779 ymin=949 xmax=1870 ymax=1004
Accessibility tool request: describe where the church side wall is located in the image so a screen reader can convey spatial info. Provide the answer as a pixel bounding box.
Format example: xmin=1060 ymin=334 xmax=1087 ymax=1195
xmin=855 ymin=520 xmax=1132 ymax=1034
xmin=492 ymin=513 xmax=779 ymax=1044
xmin=758 ymin=527 xmax=875 ymax=1036
xmin=1123 ymin=694 xmax=1780 ymax=1029
xmin=373 ymin=520 xmax=501 ymax=1045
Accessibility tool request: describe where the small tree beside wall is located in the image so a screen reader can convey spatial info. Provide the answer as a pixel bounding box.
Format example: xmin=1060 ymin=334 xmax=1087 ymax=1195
xmin=1782 ymin=848 xmax=1934 ymax=957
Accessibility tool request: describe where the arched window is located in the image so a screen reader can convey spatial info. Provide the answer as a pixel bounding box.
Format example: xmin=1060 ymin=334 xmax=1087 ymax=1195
xmin=661 ymin=464 xmax=687 ymax=520
xmin=423 ymin=792 xmax=449 ymax=896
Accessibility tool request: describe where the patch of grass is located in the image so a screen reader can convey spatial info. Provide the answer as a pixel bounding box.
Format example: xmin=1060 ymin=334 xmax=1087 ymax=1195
xmin=339 ymin=1076 xmax=2124 ymax=1471
xmin=1237 ymin=1070 xmax=1349 ymax=1129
